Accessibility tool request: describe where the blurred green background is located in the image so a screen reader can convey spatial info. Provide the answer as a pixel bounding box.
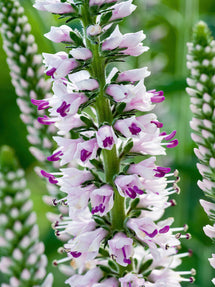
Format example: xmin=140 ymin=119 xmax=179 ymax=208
xmin=0 ymin=0 xmax=215 ymax=285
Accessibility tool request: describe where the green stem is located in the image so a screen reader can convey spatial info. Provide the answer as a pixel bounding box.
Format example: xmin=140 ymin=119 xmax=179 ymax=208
xmin=81 ymin=4 xmax=125 ymax=230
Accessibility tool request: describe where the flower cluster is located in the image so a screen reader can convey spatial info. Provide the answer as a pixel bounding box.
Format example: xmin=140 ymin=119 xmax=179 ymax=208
xmin=0 ymin=146 xmax=53 ymax=287
xmin=34 ymin=0 xmax=194 ymax=286
xmin=187 ymin=21 xmax=215 ymax=285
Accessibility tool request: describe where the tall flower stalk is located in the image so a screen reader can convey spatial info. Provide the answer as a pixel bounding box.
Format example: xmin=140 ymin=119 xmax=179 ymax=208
xmin=34 ymin=0 xmax=194 ymax=285
xmin=187 ymin=21 xmax=215 ymax=285
xmin=0 ymin=146 xmax=53 ymax=286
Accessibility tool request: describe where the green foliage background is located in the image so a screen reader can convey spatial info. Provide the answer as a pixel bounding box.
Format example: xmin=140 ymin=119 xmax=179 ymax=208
xmin=0 ymin=0 xmax=215 ymax=285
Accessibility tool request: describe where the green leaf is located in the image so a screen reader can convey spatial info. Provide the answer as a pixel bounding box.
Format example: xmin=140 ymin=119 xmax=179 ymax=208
xmin=100 ymin=11 xmax=112 ymax=26
xmin=108 ymin=259 xmax=119 ymax=272
xmin=80 ymin=115 xmax=95 ymax=128
xmin=89 ymin=159 xmax=103 ymax=170
xmin=139 ymin=259 xmax=153 ymax=274
xmin=98 ymin=265 xmax=112 ymax=274
xmin=99 ymin=247 xmax=109 ymax=257
xmin=120 ymin=139 xmax=133 ymax=158
xmin=130 ymin=209 xmax=141 ymax=218
xmin=130 ymin=198 xmax=140 ymax=210
xmin=70 ymin=31 xmax=83 ymax=46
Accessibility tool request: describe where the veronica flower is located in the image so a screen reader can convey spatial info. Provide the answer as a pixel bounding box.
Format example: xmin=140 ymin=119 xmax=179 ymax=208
xmin=0 ymin=146 xmax=53 ymax=286
xmin=187 ymin=21 xmax=215 ymax=284
xmin=33 ymin=0 xmax=193 ymax=285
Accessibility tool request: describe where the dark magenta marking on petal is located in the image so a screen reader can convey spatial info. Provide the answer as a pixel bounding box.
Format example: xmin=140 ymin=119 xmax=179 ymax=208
xmin=46 ymin=67 xmax=56 ymax=78
xmin=142 ymin=229 xmax=158 ymax=238
xmin=70 ymin=251 xmax=82 ymax=258
xmin=56 ymin=101 xmax=71 ymax=117
xmin=80 ymin=149 xmax=92 ymax=161
xmin=125 ymin=188 xmax=136 ymax=199
xmin=133 ymin=185 xmax=144 ymax=195
xmin=129 ymin=123 xmax=141 ymax=135
xmin=103 ymin=137 xmax=113 ymax=148
xmin=159 ymin=225 xmax=170 ymax=234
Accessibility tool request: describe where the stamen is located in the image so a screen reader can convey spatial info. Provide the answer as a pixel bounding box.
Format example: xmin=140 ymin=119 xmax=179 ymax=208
xmin=31 ymin=99 xmax=49 ymax=110
xmin=151 ymin=120 xmax=163 ymax=128
xmin=37 ymin=115 xmax=55 ymax=125
xmin=41 ymin=170 xmax=58 ymax=184
xmin=47 ymin=151 xmax=63 ymax=161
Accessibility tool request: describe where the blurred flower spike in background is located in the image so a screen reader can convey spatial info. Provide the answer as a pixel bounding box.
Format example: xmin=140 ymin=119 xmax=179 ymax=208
xmin=0 ymin=0 xmax=215 ymax=286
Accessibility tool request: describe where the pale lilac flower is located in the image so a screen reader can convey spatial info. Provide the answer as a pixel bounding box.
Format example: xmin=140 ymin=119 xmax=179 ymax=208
xmin=74 ymin=138 xmax=99 ymax=163
xmin=108 ymin=232 xmax=133 ymax=266
xmin=44 ymin=25 xmax=73 ymax=43
xmin=86 ymin=24 xmax=102 ymax=36
xmin=203 ymin=224 xmax=215 ymax=239
xmin=68 ymin=71 xmax=99 ymax=91
xmin=110 ymin=0 xmax=136 ymax=21
xmin=115 ymin=174 xmax=144 ymax=198
xmin=128 ymin=157 xmax=156 ymax=179
xmin=90 ymin=184 xmax=114 ymax=215
xmin=53 ymin=136 xmax=84 ymax=165
xmin=92 ymin=277 xmax=119 ymax=287
xmin=89 ymin=0 xmax=117 ymax=6
xmin=117 ymin=67 xmax=150 ymax=82
xmin=58 ymin=167 xmax=93 ymax=187
xmin=65 ymin=267 xmax=103 ymax=287
xmin=43 ymin=52 xmax=78 ymax=78
xmin=49 ymin=80 xmax=87 ymax=117
xmin=55 ymin=114 xmax=84 ymax=135
xmin=33 ymin=0 xmax=74 ymax=14
xmin=64 ymin=228 xmax=107 ymax=261
xmin=102 ymin=26 xmax=148 ymax=56
xmin=70 ymin=48 xmax=92 ymax=60
xmin=200 ymin=199 xmax=215 ymax=218
xmin=209 ymin=254 xmax=215 ymax=268
xmin=114 ymin=114 xmax=158 ymax=138
xmin=96 ymin=125 xmax=117 ymax=150
xmin=119 ymin=273 xmax=145 ymax=287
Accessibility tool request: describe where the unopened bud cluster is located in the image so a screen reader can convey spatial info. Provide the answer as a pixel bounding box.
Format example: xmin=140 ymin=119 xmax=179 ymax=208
xmin=186 ymin=21 xmax=215 ymax=285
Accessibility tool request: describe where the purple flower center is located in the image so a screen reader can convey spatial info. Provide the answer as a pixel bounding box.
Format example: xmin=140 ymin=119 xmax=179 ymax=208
xmin=122 ymin=247 xmax=131 ymax=264
xmin=164 ymin=130 xmax=177 ymax=141
xmin=129 ymin=123 xmax=141 ymax=135
xmin=46 ymin=67 xmax=56 ymax=78
xmin=91 ymin=203 xmax=105 ymax=214
xmin=159 ymin=225 xmax=170 ymax=234
xmin=125 ymin=185 xmax=143 ymax=199
xmin=80 ymin=149 xmax=92 ymax=162
xmin=103 ymin=136 xmax=113 ymax=148
xmin=47 ymin=151 xmax=63 ymax=162
xmin=56 ymin=101 xmax=71 ymax=117
xmin=140 ymin=228 xmax=158 ymax=238
xmin=70 ymin=251 xmax=82 ymax=258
